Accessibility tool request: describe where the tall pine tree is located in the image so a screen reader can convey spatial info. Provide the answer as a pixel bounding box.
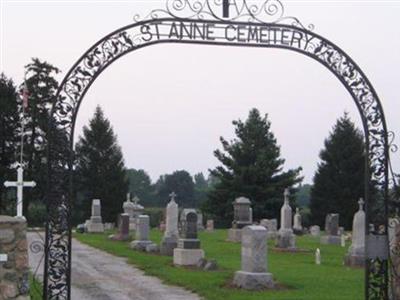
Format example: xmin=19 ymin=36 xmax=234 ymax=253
xmin=23 ymin=58 xmax=60 ymax=219
xmin=310 ymin=113 xmax=365 ymax=229
xmin=75 ymin=106 xmax=128 ymax=223
xmin=204 ymin=108 xmax=302 ymax=227
xmin=0 ymin=74 xmax=20 ymax=213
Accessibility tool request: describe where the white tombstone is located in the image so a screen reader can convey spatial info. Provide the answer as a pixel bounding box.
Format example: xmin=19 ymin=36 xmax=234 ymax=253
xmin=280 ymin=189 xmax=292 ymax=231
xmin=130 ymin=215 xmax=156 ymax=251
xmin=132 ymin=196 xmax=144 ymax=228
xmin=344 ymin=198 xmax=365 ymax=267
xmin=276 ymin=188 xmax=296 ymax=249
xmin=260 ymin=219 xmax=278 ymax=239
xmin=86 ymin=199 xmax=104 ymax=233
xmin=206 ymin=219 xmax=214 ymax=232
xmin=123 ymin=193 xmax=136 ymax=230
xmin=315 ymin=248 xmax=321 ymax=265
xmin=233 ymin=225 xmax=275 ymax=290
xmin=197 ymin=212 xmax=205 ymax=231
xmin=310 ymin=225 xmax=321 ymax=237
xmin=389 ymin=217 xmax=400 ymax=249
xmin=227 ymin=197 xmax=252 ymax=242
xmin=160 ymin=192 xmax=179 ymax=256
xmin=320 ymin=213 xmax=341 ymax=245
xmin=341 ymin=234 xmax=346 ymax=247
xmin=293 ymin=207 xmax=302 ymax=233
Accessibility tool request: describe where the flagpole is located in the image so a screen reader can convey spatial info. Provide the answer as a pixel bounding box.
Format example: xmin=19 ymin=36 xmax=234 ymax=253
xmin=20 ymin=90 xmax=25 ymax=166
xmin=20 ymin=80 xmax=28 ymax=166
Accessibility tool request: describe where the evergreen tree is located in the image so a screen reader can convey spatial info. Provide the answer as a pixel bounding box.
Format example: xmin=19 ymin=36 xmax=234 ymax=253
xmin=0 ymin=74 xmax=20 ymax=213
xmin=204 ymin=108 xmax=302 ymax=227
xmin=23 ymin=58 xmax=60 ymax=219
xmin=75 ymin=106 xmax=128 ymax=222
xmin=310 ymin=113 xmax=365 ymax=229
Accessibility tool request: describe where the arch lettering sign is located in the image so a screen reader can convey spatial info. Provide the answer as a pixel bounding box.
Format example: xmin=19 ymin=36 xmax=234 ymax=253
xmin=44 ymin=0 xmax=397 ymax=299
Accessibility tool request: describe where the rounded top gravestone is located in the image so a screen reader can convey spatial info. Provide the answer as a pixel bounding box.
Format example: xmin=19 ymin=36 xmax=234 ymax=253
xmin=183 ymin=212 xmax=198 ymax=239
xmin=233 ymin=197 xmax=252 ymax=227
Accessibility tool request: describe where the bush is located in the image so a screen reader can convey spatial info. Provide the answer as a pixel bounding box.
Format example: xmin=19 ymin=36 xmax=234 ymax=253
xmin=27 ymin=202 xmax=46 ymax=227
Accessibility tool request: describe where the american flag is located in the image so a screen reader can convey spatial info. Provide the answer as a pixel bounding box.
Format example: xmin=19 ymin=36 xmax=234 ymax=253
xmin=22 ymin=83 xmax=29 ymax=109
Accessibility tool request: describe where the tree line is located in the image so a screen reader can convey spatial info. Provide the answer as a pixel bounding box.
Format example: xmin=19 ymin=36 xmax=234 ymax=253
xmin=1 ymin=57 xmax=385 ymax=229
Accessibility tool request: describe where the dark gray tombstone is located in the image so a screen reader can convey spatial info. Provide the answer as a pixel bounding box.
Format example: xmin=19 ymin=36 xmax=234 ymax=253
xmin=174 ymin=212 xmax=205 ymax=265
xmin=233 ymin=197 xmax=252 ymax=229
xmin=179 ymin=212 xmax=200 ymax=249
xmin=321 ymin=213 xmax=341 ymax=245
xmin=183 ymin=212 xmax=198 ymax=239
xmin=109 ymin=213 xmax=130 ymax=241
xmin=325 ymin=214 xmax=339 ymax=236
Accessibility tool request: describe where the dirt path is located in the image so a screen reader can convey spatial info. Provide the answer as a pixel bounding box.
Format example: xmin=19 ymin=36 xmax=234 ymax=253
xmin=28 ymin=232 xmax=201 ymax=300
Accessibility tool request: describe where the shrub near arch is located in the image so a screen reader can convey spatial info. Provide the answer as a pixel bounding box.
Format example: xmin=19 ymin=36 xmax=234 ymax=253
xmin=44 ymin=1 xmax=393 ymax=299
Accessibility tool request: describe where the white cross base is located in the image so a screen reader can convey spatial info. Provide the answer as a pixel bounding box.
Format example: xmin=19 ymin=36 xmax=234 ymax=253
xmin=3 ymin=167 xmax=36 ymax=218
xmin=0 ymin=254 xmax=8 ymax=262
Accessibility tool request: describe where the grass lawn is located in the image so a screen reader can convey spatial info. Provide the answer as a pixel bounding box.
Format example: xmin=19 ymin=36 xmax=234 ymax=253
xmin=29 ymin=273 xmax=43 ymax=300
xmin=74 ymin=229 xmax=363 ymax=300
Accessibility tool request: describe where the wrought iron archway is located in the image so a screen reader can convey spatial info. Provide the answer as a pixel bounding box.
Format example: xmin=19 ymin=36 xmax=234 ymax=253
xmin=44 ymin=0 xmax=396 ymax=299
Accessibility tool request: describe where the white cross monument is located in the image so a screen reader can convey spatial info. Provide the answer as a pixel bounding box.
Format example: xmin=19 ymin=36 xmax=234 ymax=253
xmin=169 ymin=191 xmax=177 ymax=202
xmin=4 ymin=167 xmax=36 ymax=218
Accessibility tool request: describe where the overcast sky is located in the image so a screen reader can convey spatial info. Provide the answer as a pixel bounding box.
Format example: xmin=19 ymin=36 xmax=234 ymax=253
xmin=1 ymin=0 xmax=399 ymax=184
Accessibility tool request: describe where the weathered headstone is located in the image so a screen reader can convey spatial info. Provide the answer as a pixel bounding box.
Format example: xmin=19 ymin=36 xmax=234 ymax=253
xmin=315 ymin=248 xmax=321 ymax=265
xmin=321 ymin=213 xmax=341 ymax=245
xmin=85 ymin=199 xmax=104 ymax=233
xmin=104 ymin=222 xmax=115 ymax=231
xmin=276 ymin=189 xmax=296 ymax=249
xmin=173 ymin=212 xmax=205 ymax=266
xmin=160 ymin=192 xmax=179 ymax=256
xmin=310 ymin=225 xmax=321 ymax=237
xmin=159 ymin=221 xmax=166 ymax=232
xmin=206 ymin=220 xmax=214 ymax=232
xmin=197 ymin=212 xmax=205 ymax=231
xmin=260 ymin=219 xmax=278 ymax=239
xmin=130 ymin=215 xmax=156 ymax=251
xmin=109 ymin=213 xmax=130 ymax=241
xmin=180 ymin=208 xmax=204 ymax=231
xmin=344 ymin=199 xmax=365 ymax=267
xmin=0 ymin=216 xmax=30 ymax=299
xmin=338 ymin=226 xmax=345 ymax=236
xmin=233 ymin=225 xmax=274 ymax=290
xmin=227 ymin=197 xmax=252 ymax=242
xmin=341 ymin=234 xmax=346 ymax=247
xmin=293 ymin=207 xmax=303 ymax=234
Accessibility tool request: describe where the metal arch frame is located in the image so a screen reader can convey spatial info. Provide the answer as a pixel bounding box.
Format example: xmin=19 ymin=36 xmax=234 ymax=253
xmin=44 ymin=1 xmax=394 ymax=299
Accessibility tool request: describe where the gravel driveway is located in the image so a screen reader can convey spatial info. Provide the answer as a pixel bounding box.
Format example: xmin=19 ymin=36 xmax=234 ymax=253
xmin=28 ymin=232 xmax=201 ymax=300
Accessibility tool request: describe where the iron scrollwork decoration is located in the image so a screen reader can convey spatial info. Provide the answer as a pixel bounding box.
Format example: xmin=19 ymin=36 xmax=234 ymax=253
xmin=45 ymin=0 xmax=393 ymax=299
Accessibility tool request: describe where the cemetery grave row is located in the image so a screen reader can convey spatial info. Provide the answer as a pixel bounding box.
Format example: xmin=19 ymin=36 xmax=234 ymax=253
xmin=77 ymin=187 xmax=370 ymax=292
